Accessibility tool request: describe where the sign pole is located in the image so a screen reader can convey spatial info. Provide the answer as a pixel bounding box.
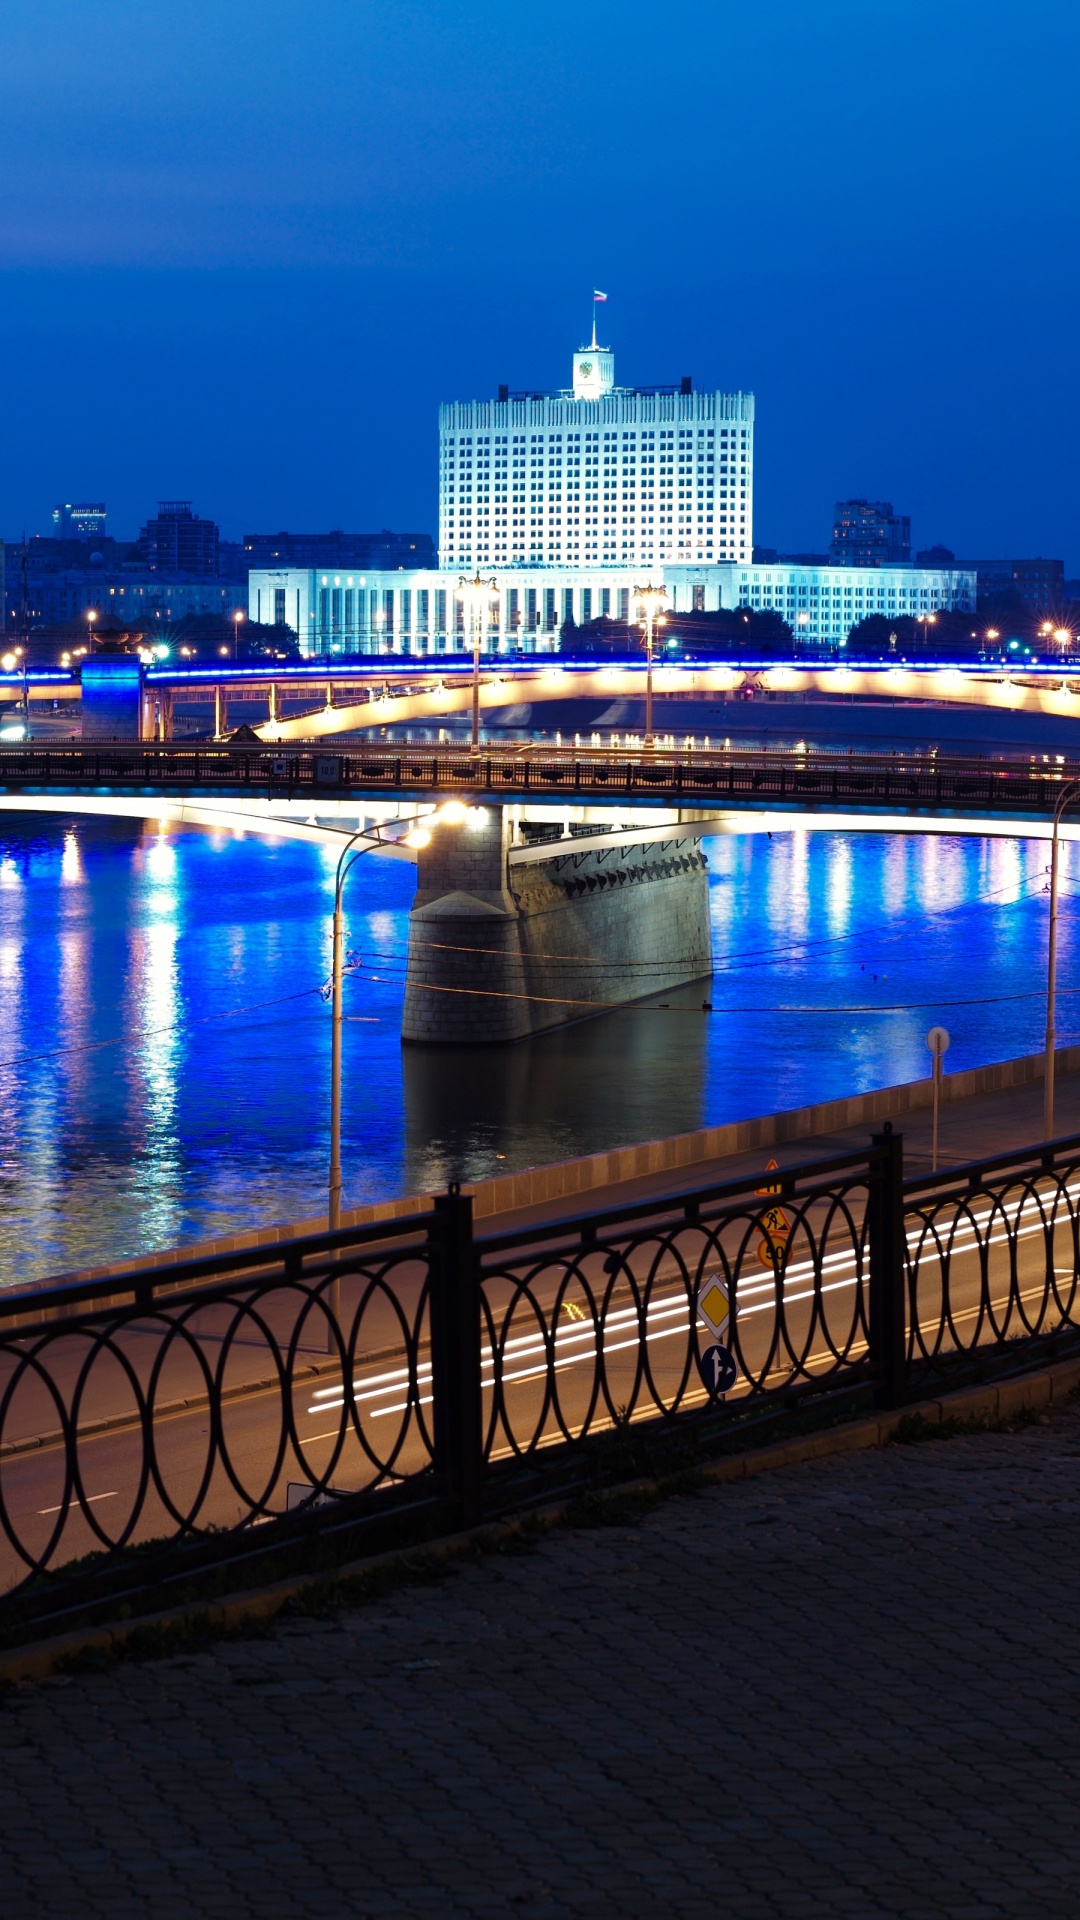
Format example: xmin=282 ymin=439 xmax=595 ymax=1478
xmin=926 ymin=1026 xmax=950 ymax=1173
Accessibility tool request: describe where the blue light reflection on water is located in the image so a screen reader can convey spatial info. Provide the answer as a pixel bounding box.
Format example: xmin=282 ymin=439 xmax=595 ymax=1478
xmin=0 ymin=812 xmax=1075 ymax=1289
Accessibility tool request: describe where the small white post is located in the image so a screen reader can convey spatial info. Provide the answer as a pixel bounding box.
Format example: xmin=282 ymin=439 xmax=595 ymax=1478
xmin=926 ymin=1025 xmax=950 ymax=1172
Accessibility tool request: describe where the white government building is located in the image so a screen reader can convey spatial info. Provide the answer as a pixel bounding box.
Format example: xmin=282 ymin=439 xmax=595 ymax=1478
xmin=250 ymin=325 xmax=974 ymax=656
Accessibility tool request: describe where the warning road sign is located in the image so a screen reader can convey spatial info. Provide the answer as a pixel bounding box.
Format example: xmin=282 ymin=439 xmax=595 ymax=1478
xmin=755 ymin=1158 xmax=791 ymax=1268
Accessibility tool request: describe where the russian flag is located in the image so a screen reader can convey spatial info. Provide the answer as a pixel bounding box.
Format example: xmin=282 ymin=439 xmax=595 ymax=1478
xmin=593 ymin=290 xmax=608 ymax=302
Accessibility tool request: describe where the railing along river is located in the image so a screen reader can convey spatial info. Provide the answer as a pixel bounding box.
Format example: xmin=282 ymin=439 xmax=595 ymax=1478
xmin=3 ymin=1126 xmax=1080 ymax=1628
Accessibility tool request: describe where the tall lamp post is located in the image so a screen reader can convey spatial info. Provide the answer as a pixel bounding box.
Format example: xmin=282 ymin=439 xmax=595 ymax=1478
xmin=632 ymin=584 xmax=668 ymax=745
xmin=328 ymin=821 xmax=431 ymax=1233
xmin=457 ymin=572 xmax=499 ymax=751
xmin=1044 ymin=778 xmax=1080 ymax=1139
xmin=233 ymin=608 xmax=244 ymax=660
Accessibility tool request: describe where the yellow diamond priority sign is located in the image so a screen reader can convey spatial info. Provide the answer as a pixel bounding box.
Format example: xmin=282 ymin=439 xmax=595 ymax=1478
xmin=697 ymin=1275 xmax=731 ymax=1342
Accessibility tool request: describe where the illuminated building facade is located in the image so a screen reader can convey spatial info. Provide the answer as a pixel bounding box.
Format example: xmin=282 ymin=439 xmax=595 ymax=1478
xmin=438 ymin=330 xmax=753 ymax=571
xmin=249 ymin=559 xmax=974 ymax=656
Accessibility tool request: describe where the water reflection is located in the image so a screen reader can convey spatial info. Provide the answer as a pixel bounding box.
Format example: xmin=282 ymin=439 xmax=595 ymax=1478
xmin=402 ymin=980 xmax=709 ymax=1192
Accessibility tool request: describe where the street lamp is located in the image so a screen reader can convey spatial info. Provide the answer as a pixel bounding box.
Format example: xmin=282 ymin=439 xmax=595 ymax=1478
xmin=86 ymin=608 xmax=97 ymax=651
xmin=632 ymin=584 xmax=668 ymax=744
xmin=457 ymin=572 xmax=499 ymax=751
xmin=327 ymin=821 xmax=431 ymax=1233
xmin=1044 ymin=778 xmax=1080 ymax=1138
xmin=233 ymin=609 xmax=244 ymax=660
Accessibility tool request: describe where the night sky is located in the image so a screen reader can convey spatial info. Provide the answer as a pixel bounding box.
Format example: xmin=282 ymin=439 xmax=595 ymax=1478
xmin=2 ymin=0 xmax=1077 ymax=564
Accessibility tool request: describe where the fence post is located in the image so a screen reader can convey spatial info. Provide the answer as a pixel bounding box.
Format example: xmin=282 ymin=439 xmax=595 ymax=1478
xmin=430 ymin=1183 xmax=482 ymax=1527
xmin=868 ymin=1125 xmax=907 ymax=1409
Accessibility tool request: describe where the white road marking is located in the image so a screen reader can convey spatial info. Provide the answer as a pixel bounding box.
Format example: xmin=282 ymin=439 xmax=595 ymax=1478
xmin=38 ymin=1490 xmax=118 ymax=1515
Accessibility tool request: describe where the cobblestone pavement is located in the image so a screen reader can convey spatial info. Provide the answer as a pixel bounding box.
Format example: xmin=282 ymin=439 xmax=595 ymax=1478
xmin=4 ymin=1410 xmax=1080 ymax=1920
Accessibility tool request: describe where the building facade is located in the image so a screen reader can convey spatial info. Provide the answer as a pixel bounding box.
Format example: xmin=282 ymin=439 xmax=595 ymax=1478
xmin=9 ymin=568 xmax=245 ymax=630
xmin=134 ymin=501 xmax=220 ymax=577
xmin=439 ymin=332 xmax=754 ymax=572
xmin=249 ymin=559 xmax=975 ymax=656
xmin=52 ymin=502 xmax=107 ymax=539
xmin=960 ymin=557 xmax=1066 ymax=612
xmin=830 ymin=499 xmax=911 ymax=567
xmin=242 ymin=529 xmax=436 ymax=571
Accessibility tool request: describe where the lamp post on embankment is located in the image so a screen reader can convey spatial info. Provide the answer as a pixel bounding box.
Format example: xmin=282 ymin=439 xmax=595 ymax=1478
xmin=457 ymin=572 xmax=499 ymax=752
xmin=632 ymin=584 xmax=668 ymax=745
xmin=328 ymin=821 xmax=431 ymax=1234
xmin=1044 ymin=778 xmax=1080 ymax=1138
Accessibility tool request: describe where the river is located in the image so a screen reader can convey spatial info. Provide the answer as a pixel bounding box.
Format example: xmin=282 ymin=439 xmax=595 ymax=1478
xmin=0 ymin=811 xmax=1072 ymax=1288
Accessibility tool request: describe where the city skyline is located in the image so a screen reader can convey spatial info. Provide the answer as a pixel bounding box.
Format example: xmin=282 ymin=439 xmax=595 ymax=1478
xmin=1 ymin=1 xmax=1078 ymax=565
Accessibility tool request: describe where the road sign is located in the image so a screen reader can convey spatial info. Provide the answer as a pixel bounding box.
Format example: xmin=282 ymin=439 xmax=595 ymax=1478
xmin=754 ymin=1159 xmax=791 ymax=1268
xmin=700 ymin=1343 xmax=738 ymax=1394
xmin=697 ymin=1274 xmax=731 ymax=1341
xmin=927 ymin=1026 xmax=951 ymax=1056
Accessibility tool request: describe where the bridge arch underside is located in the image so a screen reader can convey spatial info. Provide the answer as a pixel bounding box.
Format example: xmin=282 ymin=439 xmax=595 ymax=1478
xmin=3 ymin=791 xmax=1080 ymax=848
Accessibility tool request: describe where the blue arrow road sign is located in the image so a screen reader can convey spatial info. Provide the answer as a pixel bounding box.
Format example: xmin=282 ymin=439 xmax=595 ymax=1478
xmin=700 ymin=1343 xmax=738 ymax=1394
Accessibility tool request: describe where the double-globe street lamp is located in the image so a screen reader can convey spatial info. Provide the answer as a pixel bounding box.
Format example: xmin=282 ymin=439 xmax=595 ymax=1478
xmin=632 ymin=584 xmax=669 ymax=745
xmin=457 ymin=572 xmax=500 ymax=751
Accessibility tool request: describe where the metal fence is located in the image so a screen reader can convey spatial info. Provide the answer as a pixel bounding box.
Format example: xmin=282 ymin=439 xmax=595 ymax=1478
xmin=905 ymin=1135 xmax=1080 ymax=1370
xmin=3 ymin=1126 xmax=1080 ymax=1620
xmin=0 ymin=739 xmax=1075 ymax=818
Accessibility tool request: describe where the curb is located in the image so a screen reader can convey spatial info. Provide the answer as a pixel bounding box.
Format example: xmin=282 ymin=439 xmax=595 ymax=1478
xmin=3 ymin=1355 xmax=1078 ymax=1684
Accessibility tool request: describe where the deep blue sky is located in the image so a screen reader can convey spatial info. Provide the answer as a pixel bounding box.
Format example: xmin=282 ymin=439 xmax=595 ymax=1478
xmin=2 ymin=0 xmax=1077 ymax=563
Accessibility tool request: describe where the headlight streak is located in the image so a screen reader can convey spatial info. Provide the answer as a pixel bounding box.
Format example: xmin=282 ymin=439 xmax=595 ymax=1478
xmin=300 ymin=1188 xmax=1076 ymax=1443
xmin=297 ymin=1205 xmax=1060 ymax=1436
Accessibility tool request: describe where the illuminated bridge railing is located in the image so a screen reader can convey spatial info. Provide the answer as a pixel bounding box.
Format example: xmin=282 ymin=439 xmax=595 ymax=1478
xmin=0 ymin=740 xmax=1077 ymax=816
xmin=3 ymin=1128 xmax=1080 ymax=1631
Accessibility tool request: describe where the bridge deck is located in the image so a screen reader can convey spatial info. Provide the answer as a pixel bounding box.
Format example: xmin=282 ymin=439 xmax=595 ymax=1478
xmin=2 ymin=739 xmax=1080 ymax=818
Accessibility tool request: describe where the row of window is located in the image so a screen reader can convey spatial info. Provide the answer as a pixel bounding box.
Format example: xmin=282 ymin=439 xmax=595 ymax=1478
xmin=444 ymin=428 xmax=747 ymax=445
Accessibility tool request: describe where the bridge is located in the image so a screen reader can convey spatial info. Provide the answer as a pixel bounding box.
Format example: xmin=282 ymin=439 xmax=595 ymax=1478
xmin=9 ymin=655 xmax=1080 ymax=738
xmin=6 ymin=737 xmax=1078 ymax=1043
xmin=3 ymin=737 xmax=1080 ymax=836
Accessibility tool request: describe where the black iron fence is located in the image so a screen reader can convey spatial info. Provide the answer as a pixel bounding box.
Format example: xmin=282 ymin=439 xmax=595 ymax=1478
xmin=2 ymin=1126 xmax=1080 ymax=1624
xmin=0 ymin=739 xmax=1076 ymax=818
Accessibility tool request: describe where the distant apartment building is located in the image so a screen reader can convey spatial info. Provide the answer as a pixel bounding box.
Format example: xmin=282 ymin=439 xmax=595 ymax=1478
xmin=242 ymin=529 xmax=436 ymax=571
xmin=134 ymin=501 xmax=220 ymax=576
xmin=51 ymin=502 xmax=107 ymax=539
xmin=5 ymin=569 xmax=245 ymax=630
xmin=961 ymin=557 xmax=1066 ymax=612
xmin=830 ymin=500 xmax=911 ymax=567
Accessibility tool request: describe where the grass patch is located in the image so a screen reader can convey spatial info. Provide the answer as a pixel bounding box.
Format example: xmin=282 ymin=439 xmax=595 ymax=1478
xmin=890 ymin=1406 xmax=1041 ymax=1445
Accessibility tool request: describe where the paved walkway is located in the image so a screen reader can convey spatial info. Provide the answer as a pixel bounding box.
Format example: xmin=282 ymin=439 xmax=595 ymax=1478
xmin=3 ymin=1407 xmax=1080 ymax=1918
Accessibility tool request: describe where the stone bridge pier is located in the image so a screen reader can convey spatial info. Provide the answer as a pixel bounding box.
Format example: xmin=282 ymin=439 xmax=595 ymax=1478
xmin=402 ymin=806 xmax=712 ymax=1044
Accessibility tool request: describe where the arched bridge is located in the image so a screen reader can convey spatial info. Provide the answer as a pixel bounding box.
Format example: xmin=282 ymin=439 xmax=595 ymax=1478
xmin=6 ymin=738 xmax=1079 ymax=1045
